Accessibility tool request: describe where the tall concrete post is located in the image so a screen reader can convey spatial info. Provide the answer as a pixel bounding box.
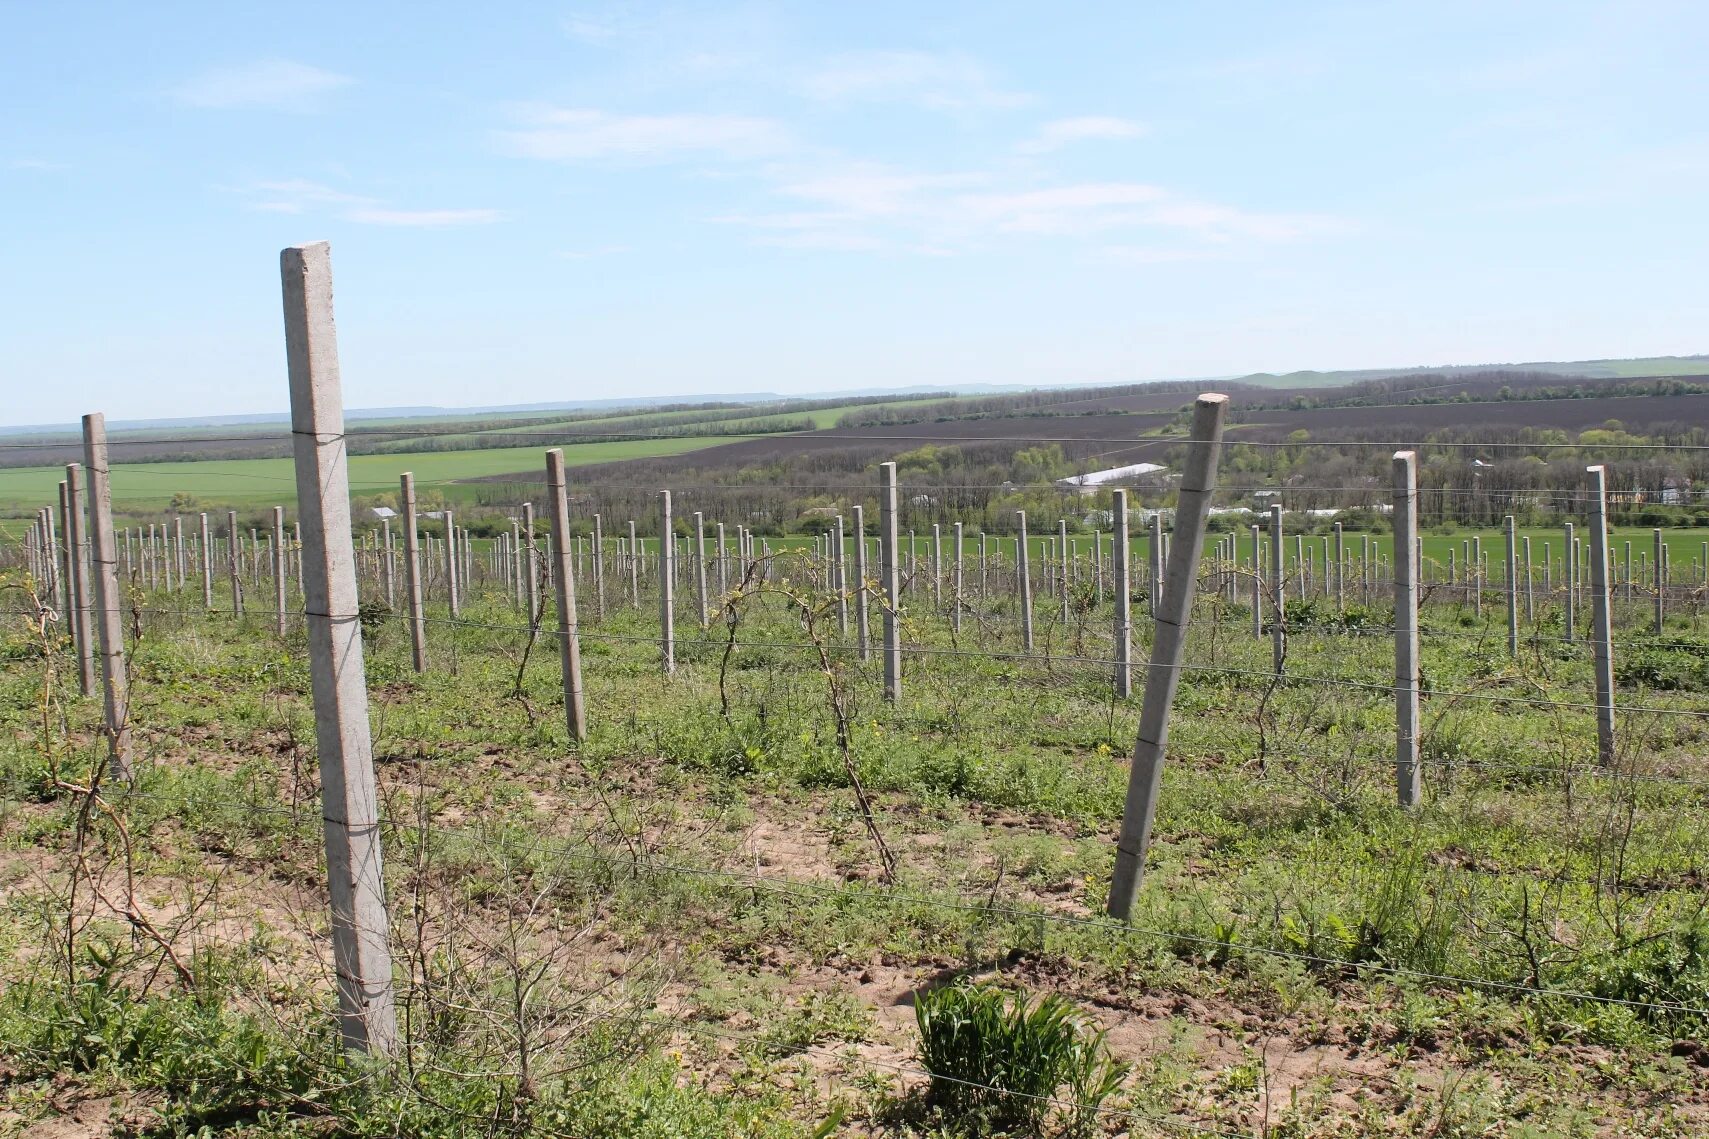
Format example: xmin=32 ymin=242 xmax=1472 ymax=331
xmin=400 ymin=474 xmax=427 ymax=672
xmin=272 ymin=506 xmax=288 ymax=636
xmin=81 ymin=414 xmax=132 ymax=780
xmin=1564 ymin=522 xmax=1577 ymax=643
xmin=522 ymin=503 xmax=540 ymax=630
xmin=1016 ymin=512 xmax=1034 ymax=653
xmin=1523 ymin=535 xmax=1534 ymax=625
xmin=833 ymin=514 xmax=849 ymax=637
xmin=1112 ymin=489 xmax=1132 ymax=699
xmin=280 ymin=241 xmax=397 ymax=1055
xmin=659 ymin=492 xmax=675 ymax=675
xmin=1269 ymin=504 xmax=1285 ymax=675
xmin=1057 ymin=518 xmax=1069 ymax=622
xmin=382 ymin=518 xmax=395 ymax=609
xmin=1393 ymin=452 xmax=1422 ymax=808
xmin=198 ymin=512 xmax=213 ymax=608
xmin=227 ymin=511 xmax=243 ymax=616
xmin=1504 ymin=516 xmax=1518 ymax=657
xmin=1654 ymin=527 xmax=1665 ymax=634
xmin=853 ymin=505 xmax=871 ymax=660
xmin=694 ymin=511 xmax=709 ymax=630
xmin=545 ymin=450 xmax=588 ymax=740
xmin=1108 ymin=394 xmax=1228 ymax=917
xmin=1148 ymin=513 xmax=1164 ymax=614
xmin=952 ymin=521 xmax=964 ymax=635
xmin=444 ymin=510 xmax=460 ymax=619
xmin=591 ymin=513 xmax=606 ymax=620
xmin=64 ymin=464 xmax=95 ymax=696
xmin=1250 ymin=523 xmax=1262 ymax=638
xmin=627 ymin=520 xmax=639 ymax=608
xmin=880 ymin=464 xmax=902 ymax=703
xmin=1587 ymin=467 xmax=1617 ymax=767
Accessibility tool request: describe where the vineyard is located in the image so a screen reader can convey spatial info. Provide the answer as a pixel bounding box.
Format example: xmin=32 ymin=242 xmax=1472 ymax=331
xmin=4 ymin=247 xmax=1709 ymax=1137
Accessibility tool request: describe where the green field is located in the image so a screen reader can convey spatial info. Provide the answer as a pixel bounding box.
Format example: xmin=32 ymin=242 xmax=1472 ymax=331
xmin=0 ymin=436 xmax=725 ymax=513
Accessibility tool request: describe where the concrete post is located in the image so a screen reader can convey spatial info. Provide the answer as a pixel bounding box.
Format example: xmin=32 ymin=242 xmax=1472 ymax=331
xmin=1112 ymin=489 xmax=1132 ymax=699
xmin=1017 ymin=512 xmax=1034 ymax=653
xmin=1108 ymin=394 xmax=1228 ymax=917
xmin=627 ymin=520 xmax=639 ymax=608
xmin=853 ymin=504 xmax=871 ymax=661
xmin=64 ymin=464 xmax=95 ymax=696
xmin=1647 ymin=523 xmax=1661 ymax=629
xmin=1504 ymin=516 xmax=1518 ymax=657
xmin=952 ymin=521 xmax=964 ymax=635
xmin=400 ymin=474 xmax=427 ymax=672
xmin=834 ymin=514 xmax=849 ymax=637
xmin=933 ymin=522 xmax=944 ymax=611
xmin=1587 ymin=467 xmax=1616 ymax=767
xmin=1057 ymin=518 xmax=1070 ymax=623
xmin=694 ymin=511 xmax=709 ymax=630
xmin=382 ymin=518 xmax=395 ymax=609
xmin=1564 ymin=523 xmax=1576 ymax=643
xmin=1148 ymin=514 xmax=1164 ymax=614
xmin=81 ymin=414 xmax=133 ymax=780
xmin=227 ymin=511 xmax=244 ymax=616
xmin=444 ymin=510 xmax=460 ymax=619
xmin=273 ymin=506 xmax=289 ymax=636
xmin=1250 ymin=523 xmax=1262 ymax=638
xmin=544 ymin=450 xmax=588 ymax=740
xmin=1333 ymin=521 xmax=1345 ymax=611
xmin=715 ymin=520 xmax=727 ymax=602
xmin=590 ymin=513 xmax=605 ymax=620
xmin=880 ymin=464 xmax=902 ymax=702
xmin=523 ymin=503 xmax=540 ymax=630
xmin=1269 ymin=504 xmax=1285 ymax=675
xmin=280 ymin=241 xmax=397 ymax=1055
xmin=1393 ymin=452 xmax=1422 ymax=808
xmin=198 ymin=512 xmax=213 ymax=608
xmin=659 ymin=492 xmax=675 ymax=675
xmin=1523 ymin=535 xmax=1534 ymax=625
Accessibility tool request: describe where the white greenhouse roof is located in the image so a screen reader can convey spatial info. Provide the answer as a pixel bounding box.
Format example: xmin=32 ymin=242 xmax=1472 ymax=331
xmin=1055 ymin=462 xmax=1169 ymax=488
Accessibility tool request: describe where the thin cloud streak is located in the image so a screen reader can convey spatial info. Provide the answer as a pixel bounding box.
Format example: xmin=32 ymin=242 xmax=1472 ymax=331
xmin=497 ymin=107 xmax=791 ymax=161
xmin=171 ymin=60 xmax=352 ymax=110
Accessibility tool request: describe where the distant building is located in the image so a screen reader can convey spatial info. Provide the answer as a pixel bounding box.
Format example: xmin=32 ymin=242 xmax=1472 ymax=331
xmin=368 ymin=506 xmax=397 ymax=520
xmin=1055 ymin=462 xmax=1172 ymax=495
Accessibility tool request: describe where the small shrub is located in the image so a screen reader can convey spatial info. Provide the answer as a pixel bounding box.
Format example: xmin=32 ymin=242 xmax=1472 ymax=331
xmin=914 ymin=981 xmax=1126 ymax=1137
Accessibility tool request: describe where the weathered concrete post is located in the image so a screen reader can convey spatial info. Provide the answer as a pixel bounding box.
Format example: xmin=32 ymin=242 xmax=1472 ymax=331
xmin=198 ymin=512 xmax=213 ymax=608
xmin=1250 ymin=523 xmax=1262 ymax=638
xmin=694 ymin=511 xmax=709 ymax=630
xmin=382 ymin=518 xmax=395 ymax=609
xmin=1587 ymin=467 xmax=1617 ymax=767
xmin=627 ymin=520 xmax=639 ymax=608
xmin=273 ymin=506 xmax=289 ymax=636
xmin=1647 ymin=523 xmax=1661 ymax=629
xmin=444 ymin=510 xmax=460 ymax=619
xmin=1112 ymin=489 xmax=1132 ymax=699
xmin=1393 ymin=452 xmax=1422 ymax=808
xmin=592 ymin=514 xmax=606 ymax=620
xmin=522 ymin=503 xmax=540 ymax=630
xmin=1268 ymin=504 xmax=1285 ymax=675
xmin=1148 ymin=513 xmax=1164 ymax=615
xmin=400 ymin=474 xmax=427 ymax=672
xmin=1504 ymin=516 xmax=1518 ymax=657
xmin=833 ymin=514 xmax=849 ymax=637
xmin=1017 ymin=512 xmax=1034 ymax=653
xmin=1563 ymin=522 xmax=1577 ymax=643
xmin=880 ymin=464 xmax=902 ymax=703
xmin=81 ymin=414 xmax=133 ymax=780
xmin=1057 ymin=518 xmax=1070 ymax=623
xmin=545 ymin=450 xmax=587 ymax=740
xmin=853 ymin=505 xmax=871 ymax=660
xmin=659 ymin=492 xmax=675 ymax=675
xmin=933 ymin=523 xmax=944 ymax=611
xmin=1108 ymin=394 xmax=1228 ymax=917
xmin=225 ymin=511 xmax=244 ymax=616
xmin=280 ymin=241 xmax=397 ymax=1055
xmin=952 ymin=521 xmax=964 ymax=635
xmin=64 ymin=463 xmax=96 ymax=696
xmin=1522 ymin=535 xmax=1534 ymax=624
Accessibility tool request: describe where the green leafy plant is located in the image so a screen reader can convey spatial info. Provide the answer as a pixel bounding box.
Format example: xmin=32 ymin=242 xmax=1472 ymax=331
xmin=914 ymin=980 xmax=1126 ymax=1136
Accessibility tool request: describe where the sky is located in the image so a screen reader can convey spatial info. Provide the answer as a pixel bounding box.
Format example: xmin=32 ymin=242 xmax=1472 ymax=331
xmin=4 ymin=1 xmax=1708 ymax=425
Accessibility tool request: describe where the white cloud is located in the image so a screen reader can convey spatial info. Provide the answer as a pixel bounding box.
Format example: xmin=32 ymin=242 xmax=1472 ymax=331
xmin=238 ymin=180 xmax=500 ymax=227
xmin=802 ymin=50 xmax=1028 ymax=109
xmin=172 ymin=60 xmax=352 ymax=110
xmin=1017 ymin=116 xmax=1147 ymax=153
xmin=344 ymin=207 xmax=502 ymax=227
xmin=719 ymin=161 xmax=1347 ymax=254
xmin=497 ymin=107 xmax=791 ymax=162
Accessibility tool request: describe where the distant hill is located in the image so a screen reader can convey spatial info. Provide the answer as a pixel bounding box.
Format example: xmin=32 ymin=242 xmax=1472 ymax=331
xmin=1233 ymin=355 xmax=1709 ymax=389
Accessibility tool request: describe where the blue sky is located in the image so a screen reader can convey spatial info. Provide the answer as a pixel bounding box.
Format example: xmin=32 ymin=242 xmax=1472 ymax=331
xmin=4 ymin=1 xmax=1707 ymax=425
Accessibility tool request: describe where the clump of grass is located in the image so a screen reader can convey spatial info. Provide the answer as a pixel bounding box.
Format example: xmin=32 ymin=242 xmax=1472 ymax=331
xmin=914 ymin=980 xmax=1126 ymax=1137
